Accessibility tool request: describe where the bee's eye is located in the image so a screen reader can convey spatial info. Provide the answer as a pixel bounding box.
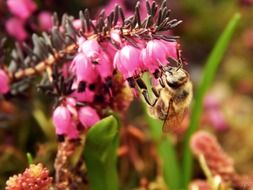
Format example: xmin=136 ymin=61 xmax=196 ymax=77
xmin=166 ymin=81 xmax=181 ymax=89
xmin=179 ymin=76 xmax=186 ymax=81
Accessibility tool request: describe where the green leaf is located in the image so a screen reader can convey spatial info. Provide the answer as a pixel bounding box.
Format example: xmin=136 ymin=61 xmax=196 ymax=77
xmin=158 ymin=137 xmax=181 ymax=190
xmin=84 ymin=115 xmax=119 ymax=190
xmin=33 ymin=102 xmax=55 ymax=140
xmin=182 ymin=13 xmax=241 ymax=188
xmin=142 ymin=74 xmax=181 ymax=190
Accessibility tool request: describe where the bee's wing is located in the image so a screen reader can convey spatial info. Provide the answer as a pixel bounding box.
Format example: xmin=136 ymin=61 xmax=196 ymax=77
xmin=162 ymin=99 xmax=184 ymax=133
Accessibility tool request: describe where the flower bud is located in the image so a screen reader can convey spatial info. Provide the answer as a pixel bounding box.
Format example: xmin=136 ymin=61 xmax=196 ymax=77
xmin=78 ymin=106 xmax=100 ymax=128
xmin=143 ymin=40 xmax=177 ymax=70
xmin=0 ymin=69 xmax=10 ymax=94
xmin=52 ymin=105 xmax=72 ymax=135
xmin=71 ymin=53 xmax=98 ymax=83
xmin=38 ymin=11 xmax=53 ymax=31
xmin=7 ymin=0 xmax=37 ymax=20
xmin=113 ymin=45 xmax=142 ymax=78
xmin=5 ymin=18 xmax=27 ymax=41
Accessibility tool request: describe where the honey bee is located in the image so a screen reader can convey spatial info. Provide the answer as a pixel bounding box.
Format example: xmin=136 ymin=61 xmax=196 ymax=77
xmin=136 ymin=66 xmax=193 ymax=132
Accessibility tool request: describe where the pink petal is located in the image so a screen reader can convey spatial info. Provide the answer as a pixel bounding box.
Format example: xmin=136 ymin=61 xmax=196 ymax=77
xmin=95 ymin=51 xmax=113 ymax=79
xmin=114 ymin=45 xmax=142 ymax=78
xmin=38 ymin=11 xmax=53 ymax=31
xmin=0 ymin=69 xmax=10 ymax=94
xmin=7 ymin=0 xmax=37 ymax=19
xmin=71 ymin=53 xmax=98 ymax=83
xmin=52 ymin=105 xmax=72 ymax=135
xmin=5 ymin=18 xmax=27 ymax=41
xmin=66 ymin=121 xmax=79 ymax=139
xmin=78 ymin=106 xmax=100 ymax=128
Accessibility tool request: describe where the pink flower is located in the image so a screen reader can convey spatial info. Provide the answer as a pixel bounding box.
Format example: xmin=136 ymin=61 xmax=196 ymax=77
xmin=113 ymin=45 xmax=142 ymax=78
xmin=5 ymin=18 xmax=27 ymax=41
xmin=204 ymin=95 xmax=228 ymax=131
xmin=72 ymin=89 xmax=95 ymax=103
xmin=71 ymin=53 xmax=98 ymax=83
xmin=0 ymin=69 xmax=10 ymax=94
xmin=52 ymin=105 xmax=72 ymax=135
xmin=78 ymin=106 xmax=100 ymax=128
xmin=142 ymin=40 xmax=177 ymax=72
xmin=71 ymin=81 xmax=95 ymax=102
xmin=7 ymin=0 xmax=37 ymax=20
xmin=38 ymin=11 xmax=53 ymax=31
xmin=79 ymin=39 xmax=101 ymax=59
xmin=110 ymin=30 xmax=122 ymax=46
xmin=95 ymin=51 xmax=113 ymax=80
xmin=100 ymin=41 xmax=117 ymax=62
xmin=207 ymin=110 xmax=228 ymax=131
xmin=66 ymin=121 xmax=79 ymax=139
xmin=78 ymin=39 xmax=113 ymax=80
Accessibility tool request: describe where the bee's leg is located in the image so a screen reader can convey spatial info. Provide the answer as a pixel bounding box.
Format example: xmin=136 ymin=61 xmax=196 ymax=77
xmin=135 ymin=78 xmax=158 ymax=107
xmin=159 ymin=78 xmax=165 ymax=88
xmin=151 ymin=87 xmax=160 ymax=98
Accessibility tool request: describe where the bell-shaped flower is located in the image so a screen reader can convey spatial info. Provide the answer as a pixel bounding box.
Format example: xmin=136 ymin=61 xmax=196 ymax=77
xmin=71 ymin=53 xmax=98 ymax=83
xmin=52 ymin=105 xmax=72 ymax=135
xmin=79 ymin=39 xmax=101 ymax=61
xmin=38 ymin=11 xmax=53 ymax=31
xmin=5 ymin=18 xmax=27 ymax=41
xmin=77 ymin=39 xmax=113 ymax=80
xmin=95 ymin=51 xmax=113 ymax=80
xmin=7 ymin=0 xmax=37 ymax=20
xmin=113 ymin=45 xmax=142 ymax=78
xmin=66 ymin=121 xmax=79 ymax=139
xmin=78 ymin=106 xmax=100 ymax=128
xmin=0 ymin=69 xmax=10 ymax=94
xmin=143 ymin=40 xmax=177 ymax=69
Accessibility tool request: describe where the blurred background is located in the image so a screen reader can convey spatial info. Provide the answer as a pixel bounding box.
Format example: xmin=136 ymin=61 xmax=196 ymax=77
xmin=1 ymin=0 xmax=253 ymax=189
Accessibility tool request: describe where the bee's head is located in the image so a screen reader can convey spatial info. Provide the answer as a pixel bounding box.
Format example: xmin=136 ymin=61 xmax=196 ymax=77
xmin=163 ymin=66 xmax=189 ymax=89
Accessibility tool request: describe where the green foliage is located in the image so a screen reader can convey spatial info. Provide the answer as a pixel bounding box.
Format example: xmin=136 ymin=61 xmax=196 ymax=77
xmin=84 ymin=116 xmax=119 ymax=190
xmin=26 ymin=153 xmax=33 ymax=165
xmin=182 ymin=13 xmax=241 ymax=189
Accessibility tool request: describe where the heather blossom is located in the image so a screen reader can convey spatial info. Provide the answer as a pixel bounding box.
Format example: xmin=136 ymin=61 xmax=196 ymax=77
xmin=52 ymin=105 xmax=73 ymax=137
xmin=71 ymin=81 xmax=95 ymax=102
xmin=78 ymin=106 xmax=100 ymax=129
xmin=52 ymin=95 xmax=101 ymax=139
xmin=5 ymin=17 xmax=27 ymax=41
xmin=71 ymin=52 xmax=98 ymax=84
xmin=78 ymin=38 xmax=113 ymax=80
xmin=38 ymin=11 xmax=53 ymax=31
xmin=0 ymin=69 xmax=10 ymax=94
xmin=4 ymin=0 xmax=52 ymax=41
xmin=7 ymin=0 xmax=37 ymax=20
xmin=113 ymin=45 xmax=143 ymax=79
xmin=142 ymin=40 xmax=178 ymax=73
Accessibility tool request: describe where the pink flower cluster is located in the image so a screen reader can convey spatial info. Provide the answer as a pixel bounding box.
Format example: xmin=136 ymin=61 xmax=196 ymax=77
xmin=51 ymin=34 xmax=178 ymax=139
xmin=72 ymin=33 xmax=177 ymax=80
xmin=5 ymin=0 xmax=52 ymax=41
xmin=52 ymin=97 xmax=100 ymax=139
